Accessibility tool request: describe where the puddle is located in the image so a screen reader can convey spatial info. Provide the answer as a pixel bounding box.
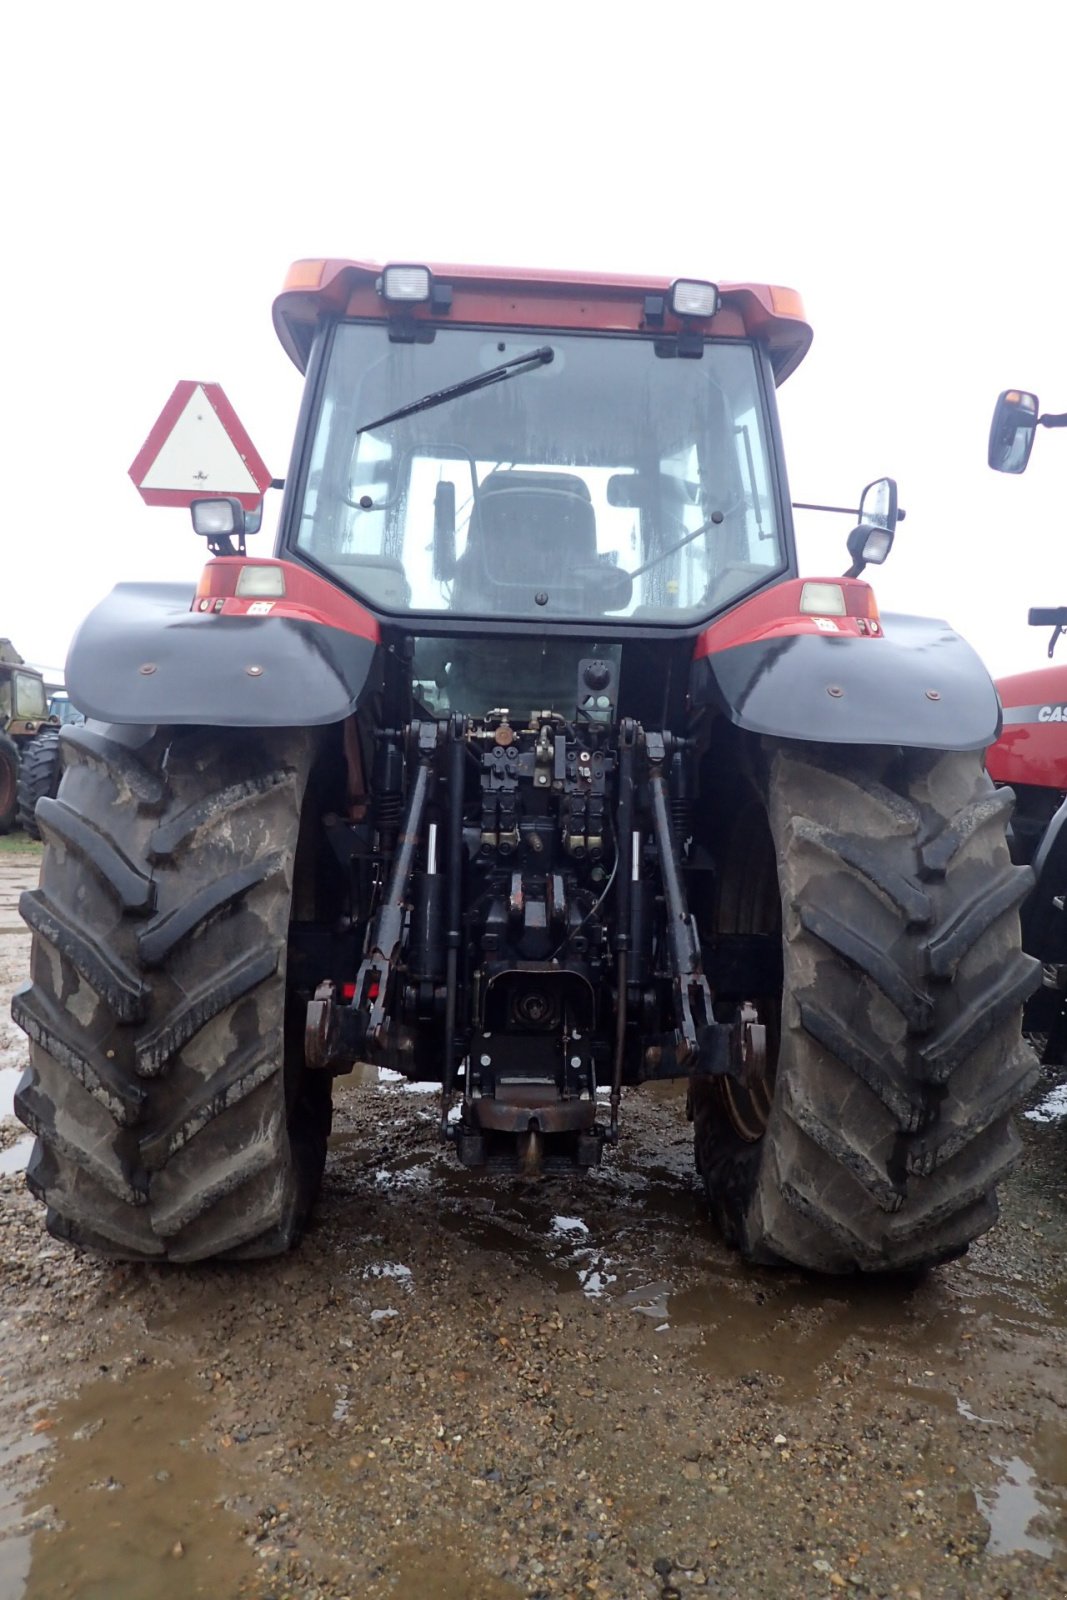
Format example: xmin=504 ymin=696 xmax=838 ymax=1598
xmin=957 ymin=1396 xmax=996 ymax=1425
xmin=0 ymin=1383 xmax=52 ymax=1600
xmin=0 ymin=1065 xmax=32 ymax=1174
xmin=377 ymin=1068 xmax=460 ymax=1104
xmin=363 ymin=1261 xmax=413 ymax=1288
xmin=0 ymin=858 xmax=38 ymax=934
xmin=373 ymin=1157 xmax=437 ymax=1193
xmin=549 ymin=1214 xmax=588 ymax=1238
xmin=979 ymin=1455 xmax=1055 ymax=1557
xmin=327 ymin=1129 xmax=374 ymax=1155
xmin=0 ymin=1066 xmax=22 ymax=1118
xmin=1026 ymin=1083 xmax=1067 ymax=1124
xmin=575 ymin=1259 xmax=617 ymax=1298
xmin=16 ymin=1365 xmax=261 ymax=1600
xmin=437 ymin=1197 xmax=609 ymax=1296
xmin=547 ymin=1215 xmax=617 ymax=1297
xmin=0 ymin=1135 xmax=33 ymax=1177
xmin=379 ymin=1069 xmax=440 ymax=1094
xmin=622 ymin=1281 xmax=671 ymax=1321
xmin=0 ymin=1526 xmax=32 ymax=1600
xmin=982 ymin=1420 xmax=1067 ymax=1558
xmin=438 ymin=1202 xmax=586 ymax=1294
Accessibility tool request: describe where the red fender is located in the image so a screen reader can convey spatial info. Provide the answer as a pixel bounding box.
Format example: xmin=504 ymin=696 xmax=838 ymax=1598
xmin=989 ymin=665 xmax=1067 ymax=788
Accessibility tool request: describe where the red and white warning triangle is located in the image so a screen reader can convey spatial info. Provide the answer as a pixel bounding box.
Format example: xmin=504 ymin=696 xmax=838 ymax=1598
xmin=129 ymin=381 xmax=272 ymax=509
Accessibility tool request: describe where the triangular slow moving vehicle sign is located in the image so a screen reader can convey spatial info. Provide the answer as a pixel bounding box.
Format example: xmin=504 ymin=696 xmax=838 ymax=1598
xmin=129 ymin=381 xmax=272 ymax=510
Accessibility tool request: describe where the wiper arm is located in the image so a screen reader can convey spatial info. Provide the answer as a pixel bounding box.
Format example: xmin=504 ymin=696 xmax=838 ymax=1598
xmin=358 ymin=346 xmax=554 ymax=434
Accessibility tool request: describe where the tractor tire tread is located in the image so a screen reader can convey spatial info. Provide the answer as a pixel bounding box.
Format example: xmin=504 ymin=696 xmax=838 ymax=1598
xmin=19 ymin=886 xmax=147 ymax=1022
xmin=696 ymin=744 xmax=1039 ymax=1274
xmin=13 ymin=725 xmax=326 ymax=1262
xmin=16 ymin=727 xmax=62 ymax=840
xmin=0 ymin=731 xmax=19 ymax=835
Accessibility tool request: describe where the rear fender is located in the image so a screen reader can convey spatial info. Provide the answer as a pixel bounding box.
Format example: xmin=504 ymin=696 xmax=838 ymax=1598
xmin=66 ymin=568 xmax=381 ymax=727
xmin=988 ymin=665 xmax=1067 ymax=788
xmin=691 ymin=579 xmax=1000 ymax=751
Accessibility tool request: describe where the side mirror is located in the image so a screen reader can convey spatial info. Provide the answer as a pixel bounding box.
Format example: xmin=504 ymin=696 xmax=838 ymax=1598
xmin=988 ymin=389 xmax=1039 ymax=473
xmin=607 ymin=473 xmax=643 ymax=508
xmin=606 ymin=472 xmax=698 ymax=508
xmin=433 ymin=481 xmax=457 ymax=580
xmin=844 ymin=478 xmax=898 ymax=578
xmin=858 ymin=477 xmax=898 ymax=534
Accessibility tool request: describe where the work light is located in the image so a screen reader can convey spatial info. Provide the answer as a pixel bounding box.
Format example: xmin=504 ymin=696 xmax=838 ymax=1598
xmin=669 ymin=280 xmax=720 ymax=319
xmin=380 ymin=265 xmax=432 ymax=303
xmin=191 ymin=498 xmax=244 ymax=538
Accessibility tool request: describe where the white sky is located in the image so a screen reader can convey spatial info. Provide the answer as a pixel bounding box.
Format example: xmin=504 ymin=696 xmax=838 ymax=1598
xmin=5 ymin=1 xmax=1065 ymax=682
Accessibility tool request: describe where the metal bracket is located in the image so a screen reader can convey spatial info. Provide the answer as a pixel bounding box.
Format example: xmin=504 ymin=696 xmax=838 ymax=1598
xmin=639 ymin=1001 xmax=767 ymax=1083
xmin=305 ymin=980 xmax=369 ymax=1072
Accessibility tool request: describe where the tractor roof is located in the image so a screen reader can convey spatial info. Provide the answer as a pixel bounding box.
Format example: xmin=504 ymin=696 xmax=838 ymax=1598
xmin=273 ymin=259 xmax=812 ymax=384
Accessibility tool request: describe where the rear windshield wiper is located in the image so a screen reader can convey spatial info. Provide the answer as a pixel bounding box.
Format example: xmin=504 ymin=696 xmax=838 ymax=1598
xmin=358 ymin=346 xmax=554 ymax=434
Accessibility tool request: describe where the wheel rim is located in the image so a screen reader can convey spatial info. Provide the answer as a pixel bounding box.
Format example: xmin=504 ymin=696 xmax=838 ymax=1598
xmin=712 ymin=806 xmax=781 ymax=1144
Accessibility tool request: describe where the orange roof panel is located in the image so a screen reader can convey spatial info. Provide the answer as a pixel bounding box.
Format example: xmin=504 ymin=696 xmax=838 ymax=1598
xmin=272 ymin=257 xmax=812 ymax=383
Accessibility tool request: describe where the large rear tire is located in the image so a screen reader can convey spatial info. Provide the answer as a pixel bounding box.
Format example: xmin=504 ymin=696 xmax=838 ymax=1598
xmin=693 ymin=741 xmax=1040 ymax=1274
xmin=0 ymin=731 xmax=18 ymax=834
xmin=16 ymin=726 xmax=61 ymax=841
xmin=11 ymin=722 xmax=331 ymax=1262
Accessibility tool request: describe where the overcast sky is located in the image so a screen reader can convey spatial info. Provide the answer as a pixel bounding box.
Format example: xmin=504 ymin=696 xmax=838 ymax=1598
xmin=5 ymin=2 xmax=1065 ymax=683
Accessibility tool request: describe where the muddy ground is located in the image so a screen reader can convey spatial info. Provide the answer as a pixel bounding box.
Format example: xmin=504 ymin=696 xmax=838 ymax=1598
xmin=2 ymin=847 xmax=1067 ymax=1600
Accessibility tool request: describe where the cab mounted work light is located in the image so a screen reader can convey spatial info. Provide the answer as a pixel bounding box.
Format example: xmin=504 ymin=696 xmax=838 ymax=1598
xmin=379 ymin=265 xmax=433 ymax=304
xmin=669 ymin=279 xmax=721 ymax=319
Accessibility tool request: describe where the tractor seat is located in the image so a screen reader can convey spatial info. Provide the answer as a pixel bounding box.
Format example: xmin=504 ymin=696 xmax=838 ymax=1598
xmin=453 ymin=471 xmax=597 ymax=610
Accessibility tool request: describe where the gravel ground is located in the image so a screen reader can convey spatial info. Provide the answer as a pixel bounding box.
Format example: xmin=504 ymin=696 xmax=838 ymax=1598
xmin=2 ymin=850 xmax=1067 ymax=1600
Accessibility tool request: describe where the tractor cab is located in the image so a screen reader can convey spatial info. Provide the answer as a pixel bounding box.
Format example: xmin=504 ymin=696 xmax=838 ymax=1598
xmin=291 ymin=317 xmax=788 ymax=630
xmin=272 ymin=262 xmax=808 ymax=722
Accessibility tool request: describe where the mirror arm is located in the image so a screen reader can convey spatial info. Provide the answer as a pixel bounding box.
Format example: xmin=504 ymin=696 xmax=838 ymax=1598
xmin=796 ymin=501 xmax=905 ymax=521
xmin=1040 ymin=412 xmax=1067 ymax=429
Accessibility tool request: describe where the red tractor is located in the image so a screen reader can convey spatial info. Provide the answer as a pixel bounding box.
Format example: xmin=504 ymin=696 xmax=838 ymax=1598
xmin=11 ymin=260 xmax=1038 ymax=1272
xmin=987 ymin=390 xmax=1067 ymax=1062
